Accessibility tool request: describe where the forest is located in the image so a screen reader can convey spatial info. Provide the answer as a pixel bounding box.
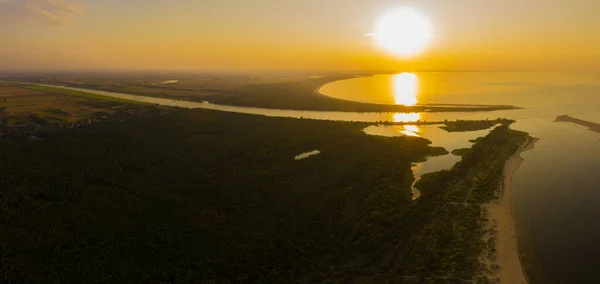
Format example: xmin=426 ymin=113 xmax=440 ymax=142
xmin=0 ymin=106 xmax=528 ymax=282
xmin=439 ymin=118 xmax=515 ymax=132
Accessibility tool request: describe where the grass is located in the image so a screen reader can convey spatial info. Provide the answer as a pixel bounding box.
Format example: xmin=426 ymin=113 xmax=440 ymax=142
xmin=6 ymin=117 xmax=23 ymax=125
xmin=24 ymin=85 xmax=142 ymax=105
xmin=43 ymin=109 xmax=70 ymax=116
xmin=0 ymin=83 xmax=145 ymax=128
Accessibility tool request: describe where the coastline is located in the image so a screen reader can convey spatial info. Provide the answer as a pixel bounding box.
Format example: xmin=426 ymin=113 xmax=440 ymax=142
xmin=314 ymin=74 xmax=370 ymax=96
xmin=315 ymin=75 xmax=520 ymax=110
xmin=485 ymin=136 xmax=538 ymax=283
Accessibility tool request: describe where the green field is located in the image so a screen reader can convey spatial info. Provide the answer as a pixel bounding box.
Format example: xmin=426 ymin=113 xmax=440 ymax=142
xmin=23 ymin=85 xmax=141 ymax=104
xmin=0 ymin=83 xmax=153 ymax=135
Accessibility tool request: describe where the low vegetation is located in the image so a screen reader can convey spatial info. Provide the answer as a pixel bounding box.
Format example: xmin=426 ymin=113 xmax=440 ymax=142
xmin=440 ymin=118 xmax=514 ymax=132
xmin=451 ymin=148 xmax=472 ymax=156
xmin=22 ymin=85 xmax=139 ymax=104
xmin=469 ymin=137 xmax=485 ymax=143
xmin=415 ymin=124 xmax=529 ymax=282
xmin=0 ymin=83 xmax=157 ymax=139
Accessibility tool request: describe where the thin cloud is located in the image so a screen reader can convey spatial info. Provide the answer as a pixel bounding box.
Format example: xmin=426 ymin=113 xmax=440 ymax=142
xmin=0 ymin=0 xmax=85 ymax=26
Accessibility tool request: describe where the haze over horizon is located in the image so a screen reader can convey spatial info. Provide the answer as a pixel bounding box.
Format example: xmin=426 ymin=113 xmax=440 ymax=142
xmin=2 ymin=0 xmax=600 ymax=72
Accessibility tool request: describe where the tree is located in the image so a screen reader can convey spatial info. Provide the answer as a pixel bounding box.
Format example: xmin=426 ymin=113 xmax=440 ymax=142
xmin=0 ymin=107 xmax=5 ymax=126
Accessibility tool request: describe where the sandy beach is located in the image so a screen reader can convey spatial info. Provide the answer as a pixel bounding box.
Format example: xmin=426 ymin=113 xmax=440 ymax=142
xmin=485 ymin=137 xmax=537 ymax=283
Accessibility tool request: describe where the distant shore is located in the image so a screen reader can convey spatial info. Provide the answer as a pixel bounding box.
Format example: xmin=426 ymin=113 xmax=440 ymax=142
xmin=316 ymin=76 xmax=519 ymax=111
xmin=486 ymin=136 xmax=537 ymax=283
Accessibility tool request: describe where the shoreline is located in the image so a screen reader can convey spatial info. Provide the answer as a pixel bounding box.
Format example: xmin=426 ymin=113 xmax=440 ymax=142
xmin=485 ymin=136 xmax=538 ymax=283
xmin=315 ymin=75 xmax=520 ymax=110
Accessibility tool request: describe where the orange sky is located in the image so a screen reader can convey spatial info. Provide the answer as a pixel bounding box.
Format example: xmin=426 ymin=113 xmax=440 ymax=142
xmin=2 ymin=0 xmax=600 ymax=71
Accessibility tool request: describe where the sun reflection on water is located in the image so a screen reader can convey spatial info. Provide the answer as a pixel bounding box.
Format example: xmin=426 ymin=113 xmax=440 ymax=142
xmin=394 ymin=73 xmax=419 ymax=106
xmin=401 ymin=125 xmax=420 ymax=137
xmin=391 ymin=113 xmax=422 ymax=137
xmin=393 ymin=112 xmax=421 ymax=123
xmin=389 ymin=84 xmax=422 ymax=136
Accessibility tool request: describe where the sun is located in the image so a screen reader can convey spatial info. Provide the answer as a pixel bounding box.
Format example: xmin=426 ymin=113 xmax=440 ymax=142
xmin=372 ymin=8 xmax=433 ymax=57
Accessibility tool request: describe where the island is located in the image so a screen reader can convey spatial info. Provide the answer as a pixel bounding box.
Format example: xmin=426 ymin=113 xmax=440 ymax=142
xmin=440 ymin=118 xmax=514 ymax=132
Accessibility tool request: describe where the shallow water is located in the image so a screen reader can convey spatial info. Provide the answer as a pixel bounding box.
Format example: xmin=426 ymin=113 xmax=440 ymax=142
xmin=364 ymin=124 xmax=496 ymax=200
xmin=294 ymin=150 xmax=320 ymax=160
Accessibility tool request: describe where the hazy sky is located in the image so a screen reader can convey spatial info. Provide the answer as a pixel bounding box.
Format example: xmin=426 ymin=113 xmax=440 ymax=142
xmin=2 ymin=0 xmax=600 ymax=71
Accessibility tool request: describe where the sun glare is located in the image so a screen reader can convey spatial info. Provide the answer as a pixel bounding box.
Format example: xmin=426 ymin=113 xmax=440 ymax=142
xmin=394 ymin=72 xmax=418 ymax=106
xmin=393 ymin=112 xmax=421 ymax=123
xmin=400 ymin=125 xmax=421 ymax=137
xmin=373 ymin=8 xmax=433 ymax=57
